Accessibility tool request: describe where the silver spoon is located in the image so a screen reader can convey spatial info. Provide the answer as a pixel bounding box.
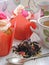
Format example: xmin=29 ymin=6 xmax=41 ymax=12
xmin=7 ymin=53 xmax=49 ymax=65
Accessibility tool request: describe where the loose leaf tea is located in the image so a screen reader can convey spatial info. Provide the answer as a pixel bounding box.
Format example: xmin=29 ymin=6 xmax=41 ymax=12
xmin=12 ymin=40 xmax=41 ymax=58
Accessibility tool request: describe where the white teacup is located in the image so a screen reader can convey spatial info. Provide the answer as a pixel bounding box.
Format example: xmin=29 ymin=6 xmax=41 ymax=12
xmin=30 ymin=16 xmax=49 ymax=48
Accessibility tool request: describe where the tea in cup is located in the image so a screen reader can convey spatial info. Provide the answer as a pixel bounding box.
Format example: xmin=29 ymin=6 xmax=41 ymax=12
xmin=43 ymin=20 xmax=49 ymax=26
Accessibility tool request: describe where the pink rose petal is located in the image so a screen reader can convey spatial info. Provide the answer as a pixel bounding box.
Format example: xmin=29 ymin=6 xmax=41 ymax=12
xmin=21 ymin=10 xmax=28 ymax=17
xmin=0 ymin=12 xmax=7 ymax=20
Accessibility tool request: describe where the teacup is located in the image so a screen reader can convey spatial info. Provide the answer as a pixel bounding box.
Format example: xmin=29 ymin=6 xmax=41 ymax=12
xmin=30 ymin=16 xmax=49 ymax=48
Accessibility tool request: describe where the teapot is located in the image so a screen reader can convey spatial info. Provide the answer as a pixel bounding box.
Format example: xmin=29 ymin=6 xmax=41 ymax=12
xmin=10 ymin=3 xmax=42 ymax=40
xmin=10 ymin=14 xmax=36 ymax=40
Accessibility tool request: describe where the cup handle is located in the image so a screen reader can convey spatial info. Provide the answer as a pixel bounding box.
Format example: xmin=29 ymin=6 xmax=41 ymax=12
xmin=30 ymin=20 xmax=41 ymax=40
xmin=30 ymin=26 xmax=39 ymax=36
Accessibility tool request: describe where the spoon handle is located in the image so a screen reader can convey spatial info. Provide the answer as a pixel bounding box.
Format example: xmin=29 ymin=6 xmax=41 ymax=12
xmin=6 ymin=53 xmax=49 ymax=64
xmin=24 ymin=53 xmax=49 ymax=62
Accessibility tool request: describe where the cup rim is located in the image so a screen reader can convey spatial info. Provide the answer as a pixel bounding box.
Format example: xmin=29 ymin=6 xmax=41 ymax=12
xmin=38 ymin=15 xmax=49 ymax=28
xmin=38 ymin=1 xmax=49 ymax=6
